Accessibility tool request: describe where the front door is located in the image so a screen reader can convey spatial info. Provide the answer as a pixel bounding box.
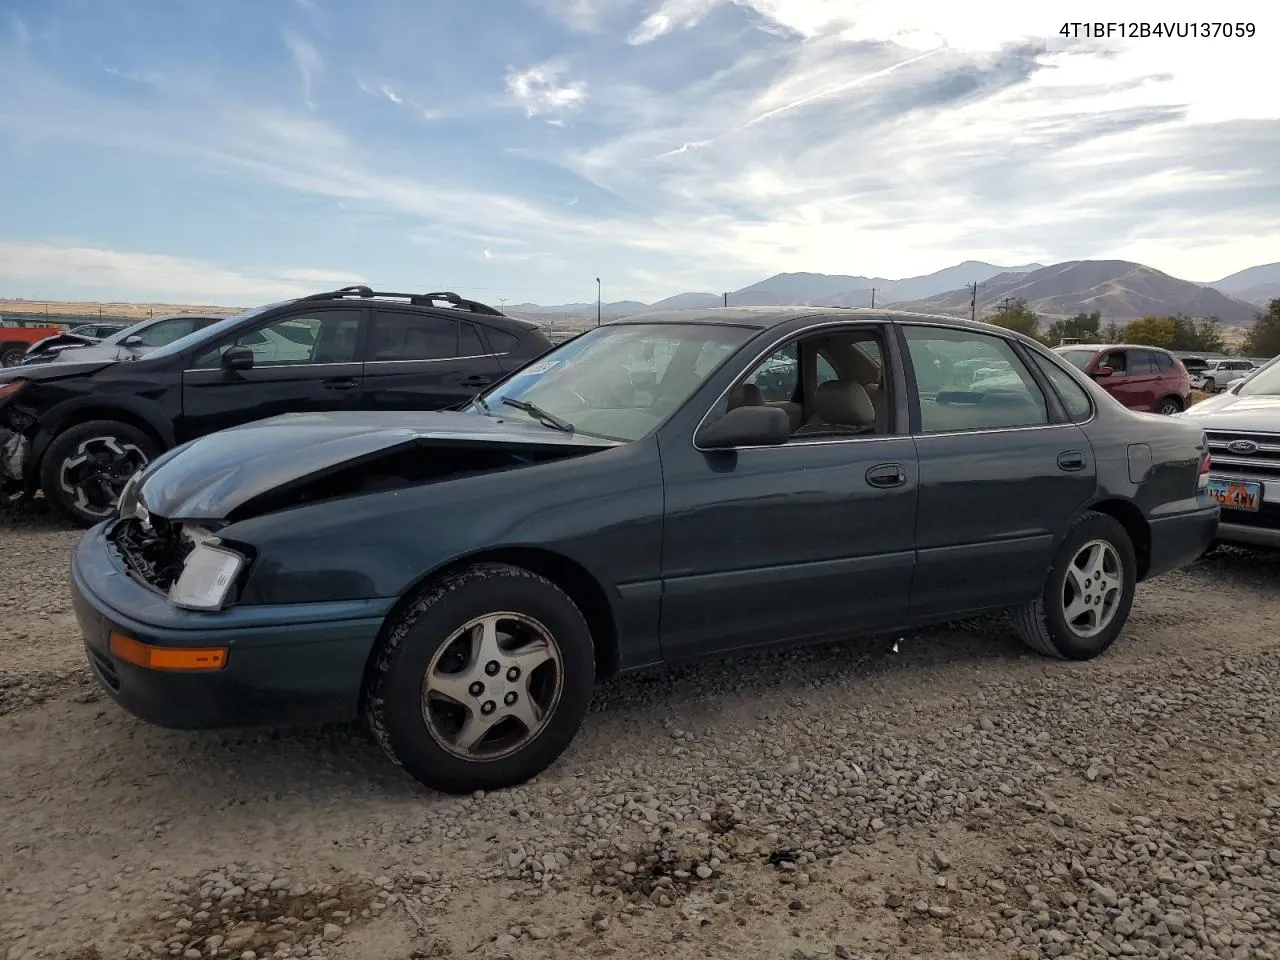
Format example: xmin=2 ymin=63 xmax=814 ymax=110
xmin=658 ymin=322 xmax=920 ymax=660
xmin=899 ymin=323 xmax=1097 ymax=621
xmin=363 ymin=308 xmax=505 ymax=411
xmin=179 ymin=307 xmax=366 ymax=441
xmin=1094 ymin=347 xmax=1151 ymax=410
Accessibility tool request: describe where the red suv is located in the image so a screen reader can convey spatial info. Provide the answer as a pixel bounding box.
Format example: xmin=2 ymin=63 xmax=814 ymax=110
xmin=1053 ymin=343 xmax=1192 ymax=415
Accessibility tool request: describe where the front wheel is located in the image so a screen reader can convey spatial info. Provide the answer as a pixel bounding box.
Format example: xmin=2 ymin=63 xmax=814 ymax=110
xmin=1012 ymin=511 xmax=1137 ymax=660
xmin=1156 ymin=396 xmax=1183 ymax=415
xmin=1202 ymin=377 xmax=1216 ymax=393
xmin=39 ymin=420 xmax=158 ymax=527
xmin=366 ymin=563 xmax=596 ymax=794
xmin=0 ymin=344 xmax=26 ymax=367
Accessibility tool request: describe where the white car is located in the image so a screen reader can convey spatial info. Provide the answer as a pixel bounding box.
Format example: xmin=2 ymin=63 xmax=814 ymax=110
xmin=1192 ymin=359 xmax=1256 ymax=393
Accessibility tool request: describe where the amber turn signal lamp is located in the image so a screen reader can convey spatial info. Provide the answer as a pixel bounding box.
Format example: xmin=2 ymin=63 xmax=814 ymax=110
xmin=109 ymin=631 xmax=228 ymax=671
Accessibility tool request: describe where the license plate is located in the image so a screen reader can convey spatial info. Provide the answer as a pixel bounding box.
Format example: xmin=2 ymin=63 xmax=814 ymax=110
xmin=1207 ymin=477 xmax=1262 ymax=512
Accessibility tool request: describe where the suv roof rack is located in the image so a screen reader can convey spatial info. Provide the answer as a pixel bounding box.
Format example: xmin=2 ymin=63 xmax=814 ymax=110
xmin=299 ymin=285 xmax=505 ymax=316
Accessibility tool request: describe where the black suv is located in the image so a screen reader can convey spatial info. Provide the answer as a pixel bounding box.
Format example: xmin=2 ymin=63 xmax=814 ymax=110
xmin=0 ymin=286 xmax=553 ymax=525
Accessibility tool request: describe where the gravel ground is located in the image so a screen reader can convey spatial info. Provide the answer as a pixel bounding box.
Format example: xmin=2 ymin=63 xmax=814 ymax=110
xmin=1 ymin=498 xmax=1277 ymax=960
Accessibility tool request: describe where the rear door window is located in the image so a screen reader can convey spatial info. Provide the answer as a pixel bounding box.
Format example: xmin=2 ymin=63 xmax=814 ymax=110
xmin=371 ymin=311 xmax=459 ymax=361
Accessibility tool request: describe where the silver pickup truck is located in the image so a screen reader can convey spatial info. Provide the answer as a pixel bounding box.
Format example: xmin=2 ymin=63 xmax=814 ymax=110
xmin=1183 ymin=356 xmax=1280 ymax=549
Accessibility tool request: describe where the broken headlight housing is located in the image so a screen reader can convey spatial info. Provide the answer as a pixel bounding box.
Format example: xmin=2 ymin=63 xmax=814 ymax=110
xmin=168 ymin=538 xmax=246 ymax=611
xmin=116 ymin=469 xmax=144 ymax=520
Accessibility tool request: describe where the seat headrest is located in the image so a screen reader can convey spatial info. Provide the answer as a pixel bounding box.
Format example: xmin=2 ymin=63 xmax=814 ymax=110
xmin=727 ymin=382 xmax=764 ymax=410
xmin=814 ymin=380 xmax=875 ymax=426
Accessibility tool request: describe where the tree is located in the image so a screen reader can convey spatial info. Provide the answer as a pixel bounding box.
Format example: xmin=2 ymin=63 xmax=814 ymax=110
xmin=1242 ymin=299 xmax=1280 ymax=358
xmin=1119 ymin=313 xmax=1225 ymax=353
xmin=986 ymin=299 xmax=1040 ymax=340
xmin=1168 ymin=313 xmax=1225 ymax=353
xmin=1101 ymin=322 xmax=1124 ymax=344
xmin=1121 ymin=315 xmax=1175 ymax=347
xmin=1043 ymin=311 xmax=1102 ymax=345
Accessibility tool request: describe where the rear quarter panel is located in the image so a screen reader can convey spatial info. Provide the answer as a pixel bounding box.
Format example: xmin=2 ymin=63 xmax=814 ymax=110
xmin=1081 ymin=406 xmax=1208 ymax=520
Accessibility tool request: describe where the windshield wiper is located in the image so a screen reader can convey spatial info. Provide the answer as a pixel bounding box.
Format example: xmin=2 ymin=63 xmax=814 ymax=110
xmin=500 ymin=396 xmax=574 ymax=433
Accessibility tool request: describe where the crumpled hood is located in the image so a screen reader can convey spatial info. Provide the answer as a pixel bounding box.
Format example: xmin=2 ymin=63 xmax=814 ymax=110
xmin=1182 ymin=391 xmax=1280 ymax=432
xmin=137 ymin=409 xmax=619 ymax=521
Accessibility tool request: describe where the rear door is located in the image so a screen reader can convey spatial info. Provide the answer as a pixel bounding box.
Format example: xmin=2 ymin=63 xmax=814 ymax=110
xmin=363 ymin=308 xmax=504 ymax=410
xmin=179 ymin=307 xmax=366 ymax=440
xmin=900 ymin=323 xmax=1097 ymax=621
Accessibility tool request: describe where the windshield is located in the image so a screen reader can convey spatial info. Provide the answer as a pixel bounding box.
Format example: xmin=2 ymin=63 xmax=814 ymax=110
xmin=141 ymin=302 xmax=285 ymax=360
xmin=477 ymin=321 xmax=755 ymax=441
xmin=1056 ymin=348 xmax=1100 ymax=371
xmin=1236 ymin=356 xmax=1280 ymax=396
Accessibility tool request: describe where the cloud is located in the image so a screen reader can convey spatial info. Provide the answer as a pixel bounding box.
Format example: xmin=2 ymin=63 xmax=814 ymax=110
xmin=0 ymin=241 xmax=357 ymax=303
xmin=9 ymin=10 xmax=30 ymax=44
xmin=103 ymin=65 xmax=164 ymax=86
xmin=283 ymin=32 xmax=322 ymax=108
xmin=0 ymin=0 xmax=1276 ymax=302
xmin=505 ymin=60 xmax=588 ymax=118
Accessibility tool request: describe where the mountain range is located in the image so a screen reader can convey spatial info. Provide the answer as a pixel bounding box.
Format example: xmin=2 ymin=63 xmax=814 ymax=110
xmin=507 ymin=259 xmax=1280 ymax=327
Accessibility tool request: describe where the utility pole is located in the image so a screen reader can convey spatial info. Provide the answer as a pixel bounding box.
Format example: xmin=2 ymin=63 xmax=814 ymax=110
xmin=870 ymin=287 xmax=876 ymax=309
xmin=998 ymin=296 xmax=1017 ymax=313
xmin=967 ymin=282 xmax=978 ymax=322
xmin=498 ymin=297 xmax=507 ymax=314
xmin=595 ymin=277 xmax=601 ymax=327
xmin=722 ymin=291 xmax=728 ymax=307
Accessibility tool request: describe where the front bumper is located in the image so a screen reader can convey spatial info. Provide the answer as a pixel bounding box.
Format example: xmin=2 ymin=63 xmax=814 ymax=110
xmin=71 ymin=522 xmax=393 ymax=729
xmin=1145 ymin=502 xmax=1220 ymax=579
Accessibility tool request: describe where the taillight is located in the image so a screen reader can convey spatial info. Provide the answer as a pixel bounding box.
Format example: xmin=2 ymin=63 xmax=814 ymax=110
xmin=1198 ymin=449 xmax=1211 ymax=490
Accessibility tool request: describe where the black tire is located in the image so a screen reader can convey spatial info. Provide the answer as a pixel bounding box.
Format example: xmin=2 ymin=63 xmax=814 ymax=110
xmin=1156 ymin=396 xmax=1183 ymax=415
xmin=366 ymin=562 xmax=596 ymax=794
xmin=39 ymin=420 xmax=158 ymax=527
xmin=0 ymin=344 xmax=27 ymax=367
xmin=1011 ymin=510 xmax=1137 ymax=660
xmin=1202 ymin=377 xmax=1216 ymax=393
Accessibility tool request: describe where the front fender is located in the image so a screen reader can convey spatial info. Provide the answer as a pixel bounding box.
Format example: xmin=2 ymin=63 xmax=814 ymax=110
xmin=30 ymin=394 xmax=178 ymax=481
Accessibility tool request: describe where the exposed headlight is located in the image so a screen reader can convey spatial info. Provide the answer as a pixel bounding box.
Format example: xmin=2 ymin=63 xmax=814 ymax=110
xmin=169 ymin=540 xmax=245 ymax=611
xmin=116 ymin=470 xmax=143 ymax=519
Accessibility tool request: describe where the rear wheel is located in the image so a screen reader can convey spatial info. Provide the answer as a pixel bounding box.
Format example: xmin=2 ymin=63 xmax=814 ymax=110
xmin=1012 ymin=511 xmax=1137 ymax=660
xmin=1156 ymin=395 xmax=1183 ymax=415
xmin=39 ymin=420 xmax=158 ymax=527
xmin=0 ymin=343 xmax=26 ymax=367
xmin=366 ymin=563 xmax=596 ymax=794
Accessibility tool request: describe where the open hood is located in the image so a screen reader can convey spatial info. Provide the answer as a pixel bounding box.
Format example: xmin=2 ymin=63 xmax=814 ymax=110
xmin=136 ymin=409 xmax=621 ymax=521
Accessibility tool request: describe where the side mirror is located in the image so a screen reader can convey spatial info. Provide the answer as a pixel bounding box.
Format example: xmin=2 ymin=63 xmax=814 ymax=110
xmin=696 ymin=405 xmax=791 ymax=450
xmin=1092 ymin=365 xmax=1114 ymax=378
xmin=221 ymin=345 xmax=254 ymax=372
xmin=122 ymin=335 xmax=143 ymax=347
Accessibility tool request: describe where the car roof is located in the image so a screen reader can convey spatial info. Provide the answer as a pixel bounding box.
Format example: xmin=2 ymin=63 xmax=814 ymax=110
xmin=1053 ymin=343 xmax=1172 ymax=353
xmin=604 ymin=305 xmax=1009 ymax=332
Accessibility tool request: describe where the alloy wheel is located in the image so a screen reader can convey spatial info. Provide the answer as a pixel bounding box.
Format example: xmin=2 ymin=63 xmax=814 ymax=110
xmin=421 ymin=612 xmax=564 ymax=761
xmin=1061 ymin=539 xmax=1123 ymax=639
xmin=58 ymin=436 xmax=149 ymax=518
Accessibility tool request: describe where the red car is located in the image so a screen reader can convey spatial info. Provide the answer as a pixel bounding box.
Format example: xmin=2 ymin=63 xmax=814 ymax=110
xmin=1053 ymin=343 xmax=1191 ymax=415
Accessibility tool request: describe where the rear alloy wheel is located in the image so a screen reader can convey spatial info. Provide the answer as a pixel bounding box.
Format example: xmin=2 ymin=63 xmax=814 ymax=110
xmin=39 ymin=420 xmax=158 ymax=527
xmin=1156 ymin=396 xmax=1183 ymax=415
xmin=366 ymin=563 xmax=595 ymax=794
xmin=0 ymin=345 xmax=26 ymax=367
xmin=1011 ymin=510 xmax=1137 ymax=660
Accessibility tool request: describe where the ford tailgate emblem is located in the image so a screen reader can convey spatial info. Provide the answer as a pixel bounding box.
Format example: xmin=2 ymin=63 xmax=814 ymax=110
xmin=1226 ymin=439 xmax=1259 ymax=455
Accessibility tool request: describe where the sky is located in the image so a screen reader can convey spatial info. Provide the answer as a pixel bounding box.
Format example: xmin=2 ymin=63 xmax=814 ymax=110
xmin=0 ymin=0 xmax=1276 ymax=307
